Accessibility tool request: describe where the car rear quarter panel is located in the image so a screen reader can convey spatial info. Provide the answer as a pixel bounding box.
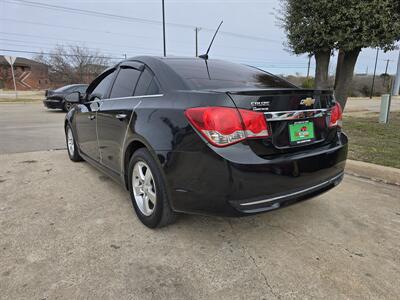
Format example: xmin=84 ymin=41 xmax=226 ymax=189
xmin=124 ymin=91 xmax=236 ymax=153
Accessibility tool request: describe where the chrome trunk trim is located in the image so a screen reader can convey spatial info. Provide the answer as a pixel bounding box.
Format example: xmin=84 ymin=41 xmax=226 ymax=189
xmin=264 ymin=108 xmax=329 ymax=121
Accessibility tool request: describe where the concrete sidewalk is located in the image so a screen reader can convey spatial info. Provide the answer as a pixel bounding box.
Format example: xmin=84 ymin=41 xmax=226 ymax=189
xmin=1 ymin=150 xmax=399 ymax=299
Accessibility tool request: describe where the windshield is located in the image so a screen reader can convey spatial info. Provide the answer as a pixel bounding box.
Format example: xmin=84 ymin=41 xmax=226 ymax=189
xmin=53 ymin=85 xmax=76 ymax=92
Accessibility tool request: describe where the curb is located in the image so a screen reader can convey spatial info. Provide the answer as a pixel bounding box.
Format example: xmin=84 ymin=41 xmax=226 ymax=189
xmin=345 ymin=160 xmax=400 ymax=187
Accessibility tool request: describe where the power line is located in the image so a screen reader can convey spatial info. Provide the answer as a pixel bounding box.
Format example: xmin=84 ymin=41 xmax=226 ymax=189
xmin=0 ymin=17 xmax=164 ymax=43
xmin=0 ymin=41 xmax=130 ymax=59
xmin=0 ymin=48 xmax=123 ymax=59
xmin=4 ymin=0 xmax=174 ymax=27
xmin=0 ymin=17 xmax=282 ymax=53
xmin=0 ymin=32 xmax=309 ymax=66
xmin=4 ymin=0 xmax=280 ymax=43
xmin=0 ymin=31 xmax=162 ymax=54
xmin=0 ymin=37 xmax=165 ymax=57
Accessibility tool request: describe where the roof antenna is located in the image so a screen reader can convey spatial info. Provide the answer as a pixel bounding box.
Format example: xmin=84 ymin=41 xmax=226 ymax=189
xmin=199 ymin=20 xmax=223 ymax=60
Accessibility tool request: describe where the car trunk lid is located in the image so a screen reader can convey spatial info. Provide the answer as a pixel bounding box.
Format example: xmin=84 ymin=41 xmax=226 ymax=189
xmin=226 ymin=88 xmax=337 ymax=156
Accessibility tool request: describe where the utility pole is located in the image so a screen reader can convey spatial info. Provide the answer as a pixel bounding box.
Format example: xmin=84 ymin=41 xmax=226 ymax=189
xmin=306 ymin=54 xmax=312 ymax=78
xmin=393 ymin=50 xmax=400 ymax=96
xmin=370 ymin=48 xmax=379 ymax=99
xmin=383 ymin=59 xmax=391 ymax=88
xmin=162 ymin=0 xmax=166 ymax=57
xmin=384 ymin=59 xmax=390 ymax=74
xmin=195 ymin=27 xmax=201 ymax=57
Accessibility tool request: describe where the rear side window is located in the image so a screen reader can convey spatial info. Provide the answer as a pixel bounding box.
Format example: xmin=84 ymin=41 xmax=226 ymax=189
xmin=164 ymin=58 xmax=295 ymax=90
xmin=110 ymin=67 xmax=141 ymax=98
xmin=134 ymin=68 xmax=153 ymax=96
xmin=146 ymin=78 xmax=160 ymax=95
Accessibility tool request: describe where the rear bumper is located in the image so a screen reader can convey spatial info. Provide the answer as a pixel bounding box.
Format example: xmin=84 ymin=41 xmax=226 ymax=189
xmin=163 ymin=133 xmax=348 ymax=217
xmin=229 ymin=172 xmax=343 ymax=214
xmin=43 ymin=99 xmax=63 ymax=109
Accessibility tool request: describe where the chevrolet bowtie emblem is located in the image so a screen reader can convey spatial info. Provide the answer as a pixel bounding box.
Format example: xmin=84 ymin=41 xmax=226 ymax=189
xmin=300 ymin=97 xmax=315 ymax=106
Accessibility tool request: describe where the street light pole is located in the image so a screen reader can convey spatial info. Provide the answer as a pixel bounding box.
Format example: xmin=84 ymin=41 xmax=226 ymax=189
xmin=195 ymin=27 xmax=201 ymax=57
xmin=162 ymin=0 xmax=166 ymax=57
xmin=383 ymin=59 xmax=391 ymax=88
xmin=393 ymin=50 xmax=400 ymax=96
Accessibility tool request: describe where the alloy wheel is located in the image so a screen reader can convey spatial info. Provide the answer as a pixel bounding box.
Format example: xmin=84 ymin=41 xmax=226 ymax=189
xmin=67 ymin=127 xmax=75 ymax=156
xmin=132 ymin=161 xmax=157 ymax=216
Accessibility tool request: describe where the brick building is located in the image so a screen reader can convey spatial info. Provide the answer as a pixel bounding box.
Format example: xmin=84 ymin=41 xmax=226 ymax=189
xmin=0 ymin=56 xmax=50 ymax=90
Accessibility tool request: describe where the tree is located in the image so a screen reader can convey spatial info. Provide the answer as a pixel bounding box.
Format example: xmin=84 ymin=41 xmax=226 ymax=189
xmin=280 ymin=0 xmax=400 ymax=108
xmin=35 ymin=45 xmax=111 ymax=86
xmin=333 ymin=0 xmax=400 ymax=107
xmin=279 ymin=0 xmax=338 ymax=89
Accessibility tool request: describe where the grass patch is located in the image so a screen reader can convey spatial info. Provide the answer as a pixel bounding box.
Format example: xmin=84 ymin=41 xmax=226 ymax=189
xmin=343 ymin=112 xmax=400 ymax=169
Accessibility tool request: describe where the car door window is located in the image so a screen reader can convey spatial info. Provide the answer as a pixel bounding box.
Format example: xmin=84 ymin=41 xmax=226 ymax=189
xmin=134 ymin=68 xmax=153 ymax=96
xmin=110 ymin=67 xmax=141 ymax=99
xmin=89 ymin=71 xmax=116 ymax=101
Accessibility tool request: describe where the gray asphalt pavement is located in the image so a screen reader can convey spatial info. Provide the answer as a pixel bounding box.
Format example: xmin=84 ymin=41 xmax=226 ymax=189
xmin=0 ymin=103 xmax=66 ymax=154
xmin=0 ymin=150 xmax=399 ymax=299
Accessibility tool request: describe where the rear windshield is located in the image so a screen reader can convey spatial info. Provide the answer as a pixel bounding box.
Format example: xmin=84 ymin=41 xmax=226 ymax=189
xmin=163 ymin=58 xmax=295 ymax=90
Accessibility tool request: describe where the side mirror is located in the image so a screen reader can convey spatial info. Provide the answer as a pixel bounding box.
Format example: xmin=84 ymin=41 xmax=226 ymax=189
xmin=65 ymin=91 xmax=82 ymax=103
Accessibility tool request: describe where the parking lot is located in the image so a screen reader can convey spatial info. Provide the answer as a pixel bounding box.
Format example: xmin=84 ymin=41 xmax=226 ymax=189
xmin=1 ymin=103 xmax=400 ymax=299
xmin=0 ymin=103 xmax=65 ymax=154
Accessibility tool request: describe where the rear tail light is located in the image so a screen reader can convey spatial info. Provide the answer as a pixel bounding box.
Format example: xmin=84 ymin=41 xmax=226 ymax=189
xmin=185 ymin=106 xmax=269 ymax=147
xmin=329 ymin=102 xmax=343 ymax=128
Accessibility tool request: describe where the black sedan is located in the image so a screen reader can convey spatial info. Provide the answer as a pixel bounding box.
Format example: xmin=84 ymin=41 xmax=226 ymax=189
xmin=64 ymin=56 xmax=347 ymax=228
xmin=44 ymin=84 xmax=88 ymax=112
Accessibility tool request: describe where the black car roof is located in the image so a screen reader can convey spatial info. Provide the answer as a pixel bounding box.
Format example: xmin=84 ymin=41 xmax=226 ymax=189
xmin=127 ymin=56 xmax=190 ymax=91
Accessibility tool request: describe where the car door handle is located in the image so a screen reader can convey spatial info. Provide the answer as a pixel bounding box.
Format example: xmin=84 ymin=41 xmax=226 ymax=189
xmin=115 ymin=113 xmax=127 ymax=120
xmin=88 ymin=115 xmax=96 ymax=120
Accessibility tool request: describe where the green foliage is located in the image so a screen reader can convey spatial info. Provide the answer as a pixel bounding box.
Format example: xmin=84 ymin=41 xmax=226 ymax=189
xmin=280 ymin=0 xmax=400 ymax=54
xmin=334 ymin=0 xmax=400 ymax=51
xmin=280 ymin=0 xmax=337 ymax=54
xmin=301 ymin=78 xmax=315 ymax=88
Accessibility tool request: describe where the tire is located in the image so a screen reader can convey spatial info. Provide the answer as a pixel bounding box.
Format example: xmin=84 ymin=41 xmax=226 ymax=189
xmin=65 ymin=124 xmax=83 ymax=162
xmin=63 ymin=101 xmax=72 ymax=112
xmin=128 ymin=148 xmax=176 ymax=228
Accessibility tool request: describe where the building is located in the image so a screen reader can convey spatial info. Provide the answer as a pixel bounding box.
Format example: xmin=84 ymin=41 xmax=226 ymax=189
xmin=0 ymin=56 xmax=50 ymax=90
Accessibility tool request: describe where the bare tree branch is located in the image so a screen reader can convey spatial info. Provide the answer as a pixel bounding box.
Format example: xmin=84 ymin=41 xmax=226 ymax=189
xmin=34 ymin=45 xmax=111 ymax=86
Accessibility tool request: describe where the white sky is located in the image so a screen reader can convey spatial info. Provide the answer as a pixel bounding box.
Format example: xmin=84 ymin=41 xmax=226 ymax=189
xmin=1 ymin=0 xmax=399 ymax=76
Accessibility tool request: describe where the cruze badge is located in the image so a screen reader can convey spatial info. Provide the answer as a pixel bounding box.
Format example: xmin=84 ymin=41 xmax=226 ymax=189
xmin=251 ymin=101 xmax=270 ymax=111
xmin=300 ymin=97 xmax=315 ymax=106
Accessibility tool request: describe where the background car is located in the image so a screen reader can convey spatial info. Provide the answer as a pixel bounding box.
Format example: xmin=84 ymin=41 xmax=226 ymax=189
xmin=44 ymin=84 xmax=88 ymax=112
xmin=64 ymin=56 xmax=347 ymax=228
